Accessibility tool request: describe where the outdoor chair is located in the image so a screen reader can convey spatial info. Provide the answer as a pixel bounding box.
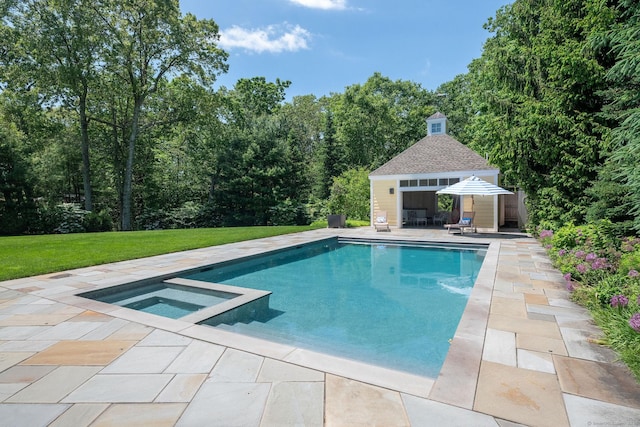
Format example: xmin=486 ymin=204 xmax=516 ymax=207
xmin=373 ymin=211 xmax=390 ymax=232
xmin=444 ymin=211 xmax=475 ymax=234
xmin=433 ymin=211 xmax=448 ymax=226
xmin=415 ymin=209 xmax=428 ymax=226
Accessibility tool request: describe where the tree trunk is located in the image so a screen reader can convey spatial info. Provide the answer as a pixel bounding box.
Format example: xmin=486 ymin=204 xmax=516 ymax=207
xmin=111 ymin=109 xmax=124 ymax=230
xmin=78 ymin=90 xmax=93 ymax=211
xmin=121 ymin=99 xmax=142 ymax=231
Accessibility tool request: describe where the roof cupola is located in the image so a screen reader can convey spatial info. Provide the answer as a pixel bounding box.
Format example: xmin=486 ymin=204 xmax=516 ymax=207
xmin=426 ymin=112 xmax=447 ymax=136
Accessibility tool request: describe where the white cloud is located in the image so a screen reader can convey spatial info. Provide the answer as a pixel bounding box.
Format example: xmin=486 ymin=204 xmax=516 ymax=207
xmin=289 ymin=0 xmax=347 ymax=10
xmin=219 ymin=24 xmax=311 ymax=53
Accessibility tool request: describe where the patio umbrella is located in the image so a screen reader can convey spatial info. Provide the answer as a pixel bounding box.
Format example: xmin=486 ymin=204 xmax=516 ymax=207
xmin=436 ymin=175 xmax=513 ymax=212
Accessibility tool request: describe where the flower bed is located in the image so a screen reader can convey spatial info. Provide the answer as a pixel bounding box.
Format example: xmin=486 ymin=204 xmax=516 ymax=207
xmin=538 ymin=221 xmax=640 ymax=380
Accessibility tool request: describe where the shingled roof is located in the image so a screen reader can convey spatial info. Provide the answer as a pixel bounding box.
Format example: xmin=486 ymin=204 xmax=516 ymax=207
xmin=369 ymin=134 xmax=495 ymax=176
xmin=426 ymin=111 xmax=447 ymax=120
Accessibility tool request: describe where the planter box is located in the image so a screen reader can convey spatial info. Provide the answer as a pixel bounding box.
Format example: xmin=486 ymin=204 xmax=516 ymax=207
xmin=327 ymin=214 xmax=346 ymax=228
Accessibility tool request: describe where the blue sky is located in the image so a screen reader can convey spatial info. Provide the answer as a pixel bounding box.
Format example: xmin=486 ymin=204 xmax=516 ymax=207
xmin=179 ymin=0 xmax=510 ymax=99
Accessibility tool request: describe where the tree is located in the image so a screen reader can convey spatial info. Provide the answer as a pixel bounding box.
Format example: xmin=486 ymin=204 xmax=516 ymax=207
xmin=593 ymin=0 xmax=640 ymax=231
xmin=313 ymin=109 xmax=345 ymax=199
xmin=328 ymin=167 xmax=371 ymax=221
xmin=94 ymin=0 xmax=228 ymax=230
xmin=330 ymin=73 xmax=434 ymax=169
xmin=231 ymin=77 xmax=291 ymax=119
xmin=207 ymin=77 xmax=315 ymax=226
xmin=3 ymin=0 xmax=105 ymax=211
xmin=141 ymin=76 xmax=218 ymax=211
xmin=212 ymin=116 xmax=294 ymax=225
xmin=0 ymin=116 xmax=38 ymax=234
xmin=434 ymin=74 xmax=474 ymax=144
xmin=467 ymin=0 xmax=611 ymax=227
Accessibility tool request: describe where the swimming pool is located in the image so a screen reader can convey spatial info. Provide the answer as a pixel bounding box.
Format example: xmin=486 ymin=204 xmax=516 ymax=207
xmin=185 ymin=238 xmax=486 ymax=378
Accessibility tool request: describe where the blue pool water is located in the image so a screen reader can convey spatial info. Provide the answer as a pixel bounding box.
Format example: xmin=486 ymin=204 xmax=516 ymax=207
xmin=81 ymin=282 xmax=237 ymax=319
xmin=187 ymin=239 xmax=486 ymax=378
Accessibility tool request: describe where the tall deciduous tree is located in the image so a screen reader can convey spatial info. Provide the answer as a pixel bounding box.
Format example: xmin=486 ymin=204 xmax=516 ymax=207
xmin=3 ymin=0 xmax=105 ymax=211
xmin=93 ymin=0 xmax=227 ymax=230
xmin=330 ymin=72 xmax=434 ymax=169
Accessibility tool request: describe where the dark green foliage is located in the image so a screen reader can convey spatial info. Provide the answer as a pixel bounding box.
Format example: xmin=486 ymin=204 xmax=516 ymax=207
xmin=0 ymin=122 xmax=38 ymax=235
xmin=468 ymin=0 xmax=611 ymax=229
xmin=595 ymin=1 xmax=640 ymax=232
xmin=586 ymin=160 xmax=635 ymax=235
xmin=313 ymin=111 xmax=345 ymax=199
xmin=212 ymin=114 xmax=303 ymax=226
xmin=269 ymin=199 xmax=310 ymax=226
xmin=330 ymin=72 xmax=435 ymax=170
xmin=83 ymin=210 xmax=113 ymax=232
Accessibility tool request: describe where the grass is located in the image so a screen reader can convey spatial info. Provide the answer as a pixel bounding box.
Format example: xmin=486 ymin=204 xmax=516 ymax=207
xmin=1 ymin=225 xmax=324 ymax=281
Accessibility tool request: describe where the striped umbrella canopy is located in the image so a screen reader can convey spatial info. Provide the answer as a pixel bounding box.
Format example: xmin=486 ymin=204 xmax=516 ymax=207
xmin=436 ymin=176 xmax=513 ymax=214
xmin=436 ymin=176 xmax=513 ymax=197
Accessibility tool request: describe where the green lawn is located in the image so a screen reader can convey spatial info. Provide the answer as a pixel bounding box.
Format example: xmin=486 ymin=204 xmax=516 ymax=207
xmin=1 ymin=225 xmax=323 ymax=281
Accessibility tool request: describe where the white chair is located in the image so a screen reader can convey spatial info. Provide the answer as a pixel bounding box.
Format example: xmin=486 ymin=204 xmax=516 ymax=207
xmin=374 ymin=211 xmax=390 ymax=232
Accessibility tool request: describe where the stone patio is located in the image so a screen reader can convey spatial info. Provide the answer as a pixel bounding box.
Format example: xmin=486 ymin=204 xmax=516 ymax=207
xmin=1 ymin=227 xmax=639 ymax=426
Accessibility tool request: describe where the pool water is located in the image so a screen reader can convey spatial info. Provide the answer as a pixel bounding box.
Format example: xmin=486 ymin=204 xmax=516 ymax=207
xmin=123 ymin=296 xmax=205 ymax=318
xmin=82 ymin=282 xmax=237 ymax=320
xmin=187 ymin=239 xmax=486 ymax=378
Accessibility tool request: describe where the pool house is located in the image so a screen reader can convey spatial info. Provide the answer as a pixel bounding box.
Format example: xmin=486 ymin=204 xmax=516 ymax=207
xmin=369 ymin=112 xmax=522 ymax=232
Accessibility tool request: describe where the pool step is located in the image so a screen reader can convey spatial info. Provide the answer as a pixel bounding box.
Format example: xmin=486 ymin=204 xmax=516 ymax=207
xmin=214 ymin=321 xmax=295 ymax=345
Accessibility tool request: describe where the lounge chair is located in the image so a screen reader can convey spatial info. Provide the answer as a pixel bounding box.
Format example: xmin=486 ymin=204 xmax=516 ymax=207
xmin=373 ymin=211 xmax=390 ymax=232
xmin=444 ymin=211 xmax=475 ymax=234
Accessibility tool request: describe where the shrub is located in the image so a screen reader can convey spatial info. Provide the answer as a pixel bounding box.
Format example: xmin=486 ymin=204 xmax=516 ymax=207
xmin=551 ymin=223 xmax=580 ymax=249
xmin=327 ymin=167 xmax=370 ymax=221
xmin=136 ymin=208 xmax=170 ymax=230
xmin=53 ymin=203 xmax=89 ymax=234
xmin=619 ymin=241 xmax=640 ymax=276
xmin=305 ymin=196 xmax=329 ymax=223
xmin=84 ymin=210 xmax=113 ymax=232
xmin=269 ymin=199 xmax=310 ymax=226
xmin=167 ymin=201 xmax=202 ymax=229
xmin=592 ymin=304 xmax=640 ymax=381
xmin=193 ymin=202 xmax=223 ymax=228
xmin=550 ymin=220 xmax=619 ymax=253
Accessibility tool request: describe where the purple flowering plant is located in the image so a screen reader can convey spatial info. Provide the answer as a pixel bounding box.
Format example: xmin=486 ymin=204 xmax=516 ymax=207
xmin=539 ymin=229 xmax=554 ymax=239
xmin=630 ymin=313 xmax=640 ymax=333
xmin=610 ymin=294 xmax=629 ymax=308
